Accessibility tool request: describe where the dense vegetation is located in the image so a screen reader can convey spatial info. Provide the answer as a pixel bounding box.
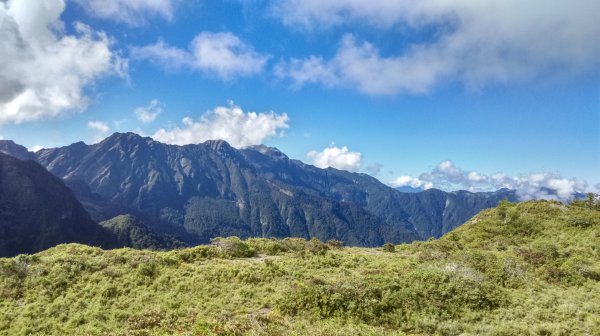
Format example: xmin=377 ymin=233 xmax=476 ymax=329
xmin=1 ymin=200 xmax=599 ymax=335
xmin=99 ymin=215 xmax=186 ymax=250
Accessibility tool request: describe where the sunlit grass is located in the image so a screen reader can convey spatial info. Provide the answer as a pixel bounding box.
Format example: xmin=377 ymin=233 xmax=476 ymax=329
xmin=1 ymin=200 xmax=599 ymax=335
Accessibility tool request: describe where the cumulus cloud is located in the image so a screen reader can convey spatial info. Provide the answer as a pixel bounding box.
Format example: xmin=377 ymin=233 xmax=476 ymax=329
xmin=134 ymin=99 xmax=162 ymax=123
xmin=0 ymin=0 xmax=126 ymax=125
xmin=152 ymin=102 xmax=289 ymax=147
xmin=273 ymin=1 xmax=600 ymax=95
xmin=73 ymin=0 xmax=175 ymax=26
xmin=307 ymin=145 xmax=362 ymax=172
xmin=392 ymin=160 xmax=588 ymax=202
xmin=131 ymin=32 xmax=269 ymax=80
xmin=88 ymin=120 xmax=110 ymax=133
xmin=390 ymin=175 xmax=433 ymax=190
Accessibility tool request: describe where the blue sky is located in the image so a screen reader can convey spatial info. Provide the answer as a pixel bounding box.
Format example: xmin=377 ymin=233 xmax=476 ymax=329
xmin=0 ymin=0 xmax=599 ymax=199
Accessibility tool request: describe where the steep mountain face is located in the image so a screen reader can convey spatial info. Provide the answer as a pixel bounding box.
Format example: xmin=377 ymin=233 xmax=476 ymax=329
xmin=0 ymin=153 xmax=117 ymax=257
xmin=35 ymin=133 xmax=413 ymax=246
xmin=28 ymin=133 xmax=515 ymax=246
xmin=395 ymin=188 xmax=517 ymax=238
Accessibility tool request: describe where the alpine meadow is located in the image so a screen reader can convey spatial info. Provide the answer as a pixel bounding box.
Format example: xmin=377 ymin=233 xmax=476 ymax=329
xmin=1 ymin=0 xmax=599 ymax=335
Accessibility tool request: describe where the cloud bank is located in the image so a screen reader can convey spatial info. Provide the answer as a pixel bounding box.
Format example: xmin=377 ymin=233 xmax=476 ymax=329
xmin=0 ymin=0 xmax=126 ymax=125
xmin=391 ymin=160 xmax=588 ymax=201
xmin=131 ymin=32 xmax=269 ymax=80
xmin=307 ymin=145 xmax=362 ymax=172
xmin=152 ymin=103 xmax=289 ymax=147
xmin=273 ymin=0 xmax=600 ymax=95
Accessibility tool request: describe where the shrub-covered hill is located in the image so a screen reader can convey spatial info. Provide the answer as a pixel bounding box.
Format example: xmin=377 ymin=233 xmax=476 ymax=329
xmin=1 ymin=200 xmax=599 ymax=335
xmin=99 ymin=215 xmax=186 ymax=250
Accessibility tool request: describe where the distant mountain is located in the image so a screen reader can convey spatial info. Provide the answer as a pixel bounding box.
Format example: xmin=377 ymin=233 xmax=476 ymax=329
xmin=0 ymin=153 xmax=117 ymax=257
xmin=0 ymin=134 xmax=518 ymax=247
xmin=100 ymin=214 xmax=186 ymax=250
xmin=0 ymin=140 xmax=35 ymax=161
xmin=395 ymin=186 xmax=423 ymax=193
xmin=3 ymin=132 xmax=510 ymax=246
xmin=32 ymin=133 xmax=413 ymax=246
xmin=394 ymin=188 xmax=518 ymax=238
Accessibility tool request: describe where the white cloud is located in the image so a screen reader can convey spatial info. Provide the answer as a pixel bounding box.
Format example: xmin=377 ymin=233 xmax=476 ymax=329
xmin=0 ymin=0 xmax=127 ymax=125
xmin=307 ymin=145 xmax=362 ymax=172
xmin=392 ymin=160 xmax=588 ymax=201
xmin=129 ymin=40 xmax=189 ymax=72
xmin=88 ymin=120 xmax=110 ymax=133
xmin=73 ymin=0 xmax=175 ymax=26
xmin=132 ymin=32 xmax=269 ymax=80
xmin=28 ymin=145 xmax=43 ymax=152
xmin=390 ymin=175 xmax=433 ymax=190
xmin=134 ymin=99 xmax=162 ymax=123
xmin=152 ymin=102 xmax=289 ymax=147
xmin=88 ymin=120 xmax=111 ymax=143
xmin=276 ymin=35 xmax=443 ymax=95
xmin=273 ymin=1 xmax=600 ymax=95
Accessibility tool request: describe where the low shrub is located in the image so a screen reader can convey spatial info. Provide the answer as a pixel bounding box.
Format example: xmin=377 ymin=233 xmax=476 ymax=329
xmin=211 ymin=236 xmax=256 ymax=258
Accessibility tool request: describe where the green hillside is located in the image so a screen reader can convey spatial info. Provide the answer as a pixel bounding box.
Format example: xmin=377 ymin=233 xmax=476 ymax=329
xmin=1 ymin=200 xmax=599 ymax=335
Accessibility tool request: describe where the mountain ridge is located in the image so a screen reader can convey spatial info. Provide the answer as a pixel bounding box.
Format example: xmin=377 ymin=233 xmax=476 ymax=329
xmin=0 ymin=152 xmax=117 ymax=257
xmin=0 ymin=133 xmax=518 ymax=246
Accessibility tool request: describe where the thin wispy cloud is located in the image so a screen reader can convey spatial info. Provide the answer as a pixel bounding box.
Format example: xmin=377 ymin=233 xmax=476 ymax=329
xmin=134 ymin=99 xmax=162 ymax=123
xmin=88 ymin=120 xmax=111 ymax=142
xmin=73 ymin=0 xmax=176 ymax=26
xmin=132 ymin=32 xmax=269 ymax=80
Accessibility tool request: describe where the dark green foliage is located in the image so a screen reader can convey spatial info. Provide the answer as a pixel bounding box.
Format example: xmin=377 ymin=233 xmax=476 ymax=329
xmin=382 ymin=242 xmax=395 ymax=252
xmin=326 ymin=239 xmax=344 ymax=248
xmin=100 ymin=214 xmax=185 ymax=250
xmin=211 ymin=236 xmax=256 ymax=258
xmin=572 ymin=193 xmax=600 ymax=211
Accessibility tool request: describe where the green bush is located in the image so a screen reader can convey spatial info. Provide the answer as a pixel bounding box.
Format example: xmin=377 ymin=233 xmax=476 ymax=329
xmin=211 ymin=236 xmax=256 ymax=258
xmin=382 ymin=242 xmax=395 ymax=252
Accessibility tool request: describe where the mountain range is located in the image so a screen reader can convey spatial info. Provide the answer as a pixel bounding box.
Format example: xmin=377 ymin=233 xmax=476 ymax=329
xmin=0 ymin=133 xmax=518 ymax=255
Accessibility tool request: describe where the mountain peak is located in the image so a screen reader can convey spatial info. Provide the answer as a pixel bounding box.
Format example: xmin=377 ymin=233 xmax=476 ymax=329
xmin=246 ymin=144 xmax=289 ymax=160
xmin=102 ymin=132 xmax=148 ymax=144
xmin=201 ymin=139 xmax=235 ymax=153
xmin=0 ymin=139 xmax=35 ymax=161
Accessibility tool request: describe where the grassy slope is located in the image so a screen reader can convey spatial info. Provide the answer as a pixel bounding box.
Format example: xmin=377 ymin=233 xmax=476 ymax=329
xmin=0 ymin=200 xmax=599 ymax=335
